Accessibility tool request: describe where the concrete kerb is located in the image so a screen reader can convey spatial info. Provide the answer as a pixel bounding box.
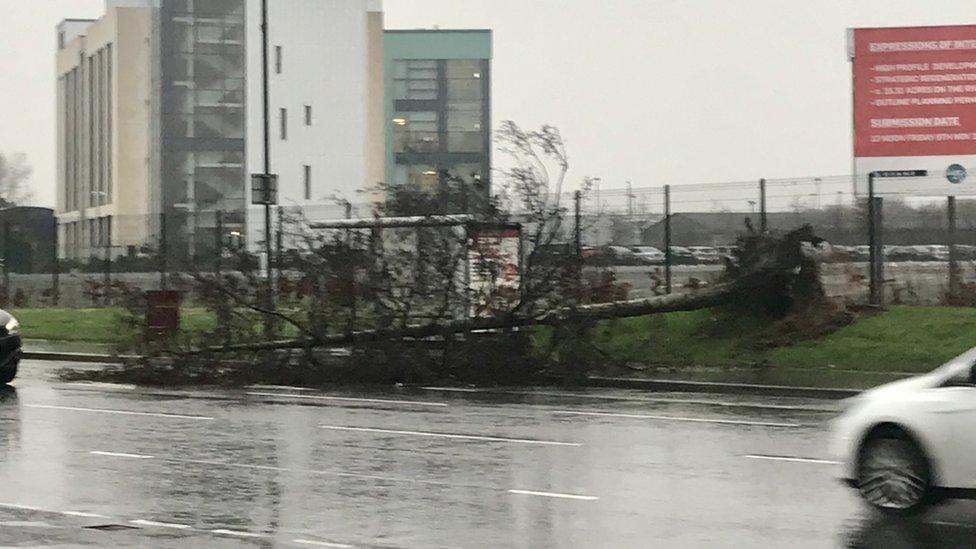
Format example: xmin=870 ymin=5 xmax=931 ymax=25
xmin=22 ymin=352 xmax=866 ymax=399
xmin=22 ymin=351 xmax=132 ymax=364
xmin=574 ymin=376 xmax=862 ymax=399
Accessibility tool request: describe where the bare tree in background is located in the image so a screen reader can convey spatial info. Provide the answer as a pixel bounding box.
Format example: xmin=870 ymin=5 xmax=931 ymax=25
xmin=0 ymin=153 xmax=32 ymax=207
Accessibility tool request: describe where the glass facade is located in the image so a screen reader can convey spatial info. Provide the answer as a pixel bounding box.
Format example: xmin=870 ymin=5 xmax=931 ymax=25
xmin=389 ymin=55 xmax=490 ymax=213
xmin=159 ymin=0 xmax=246 ymax=261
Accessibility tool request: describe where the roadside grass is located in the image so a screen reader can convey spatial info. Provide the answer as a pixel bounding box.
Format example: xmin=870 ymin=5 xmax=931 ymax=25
xmin=11 ymin=307 xmax=216 ymax=344
xmin=534 ymin=305 xmax=976 ymax=373
xmin=767 ymin=306 xmax=976 ymax=373
xmin=13 ymin=305 xmax=976 ymax=374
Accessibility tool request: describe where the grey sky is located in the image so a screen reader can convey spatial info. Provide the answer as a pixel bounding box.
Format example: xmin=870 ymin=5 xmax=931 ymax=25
xmin=2 ymin=0 xmax=976 ymax=207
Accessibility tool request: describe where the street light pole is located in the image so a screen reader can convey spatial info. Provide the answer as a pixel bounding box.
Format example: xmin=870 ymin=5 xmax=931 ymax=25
xmin=261 ymin=0 xmax=275 ymax=327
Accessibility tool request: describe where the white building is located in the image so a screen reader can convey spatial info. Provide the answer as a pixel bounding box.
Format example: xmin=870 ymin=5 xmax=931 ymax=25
xmin=56 ymin=0 xmax=385 ymax=261
xmin=245 ymin=0 xmax=385 ymax=248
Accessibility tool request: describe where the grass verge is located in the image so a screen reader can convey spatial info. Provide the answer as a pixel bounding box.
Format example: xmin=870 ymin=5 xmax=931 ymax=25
xmin=533 ymin=306 xmax=976 ymax=374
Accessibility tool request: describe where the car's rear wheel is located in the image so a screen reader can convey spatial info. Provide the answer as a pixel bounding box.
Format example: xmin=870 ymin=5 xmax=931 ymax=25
xmin=857 ymin=436 xmax=931 ymax=515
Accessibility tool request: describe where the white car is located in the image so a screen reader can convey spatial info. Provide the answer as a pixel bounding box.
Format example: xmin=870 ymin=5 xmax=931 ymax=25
xmin=833 ymin=346 xmax=976 ymax=514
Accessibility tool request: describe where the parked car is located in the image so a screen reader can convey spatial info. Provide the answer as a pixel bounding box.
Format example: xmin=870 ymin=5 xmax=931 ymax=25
xmin=833 ymin=345 xmax=976 ymax=514
xmin=688 ymin=246 xmax=721 ymax=264
xmin=0 ymin=310 xmax=21 ymax=384
xmin=630 ymin=246 xmax=665 ymax=264
xmin=668 ymin=246 xmax=699 ymax=265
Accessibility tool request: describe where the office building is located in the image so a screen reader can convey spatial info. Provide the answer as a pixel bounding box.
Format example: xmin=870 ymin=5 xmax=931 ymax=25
xmin=384 ymin=30 xmax=492 ymax=213
xmin=56 ymin=0 xmax=384 ymax=260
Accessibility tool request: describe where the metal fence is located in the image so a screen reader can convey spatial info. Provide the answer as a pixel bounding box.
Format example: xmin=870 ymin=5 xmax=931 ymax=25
xmin=6 ymin=174 xmax=976 ymax=307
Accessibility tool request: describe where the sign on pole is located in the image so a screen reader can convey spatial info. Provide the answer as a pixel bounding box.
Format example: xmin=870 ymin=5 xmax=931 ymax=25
xmin=850 ymin=25 xmax=976 ymax=196
xmin=251 ymin=173 xmax=279 ymax=205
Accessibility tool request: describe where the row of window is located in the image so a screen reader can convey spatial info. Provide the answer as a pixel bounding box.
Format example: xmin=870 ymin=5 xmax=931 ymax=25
xmin=278 ymin=105 xmax=314 ymax=140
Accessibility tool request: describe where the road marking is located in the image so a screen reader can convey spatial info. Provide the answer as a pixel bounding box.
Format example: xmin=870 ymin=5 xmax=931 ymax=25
xmin=508 ymin=490 xmax=599 ymax=501
xmin=743 ymin=454 xmax=839 ymax=465
xmin=320 ymin=425 xmax=582 ymax=446
xmin=0 ymin=503 xmax=44 ymax=512
xmin=62 ymin=511 xmax=110 ymax=519
xmin=65 ymin=382 xmax=137 ymax=391
xmin=90 ymin=451 xmax=155 ymax=460
xmin=25 ymin=404 xmax=213 ymax=421
xmin=552 ymin=410 xmax=802 ymax=428
xmin=130 ymin=519 xmax=191 ymax=530
xmin=420 ymin=387 xmax=834 ymax=412
xmin=248 ymin=385 xmax=317 ymax=392
xmin=211 ymin=528 xmax=268 ymax=538
xmin=247 ymin=392 xmax=448 ymax=408
xmin=293 ymin=539 xmax=356 ymax=548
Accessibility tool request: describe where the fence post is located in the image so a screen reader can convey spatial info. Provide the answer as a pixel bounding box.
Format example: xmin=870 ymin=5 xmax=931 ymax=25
xmin=276 ymin=205 xmax=283 ymax=285
xmin=948 ymin=196 xmax=959 ymax=300
xmin=52 ymin=223 xmax=60 ymax=306
xmin=759 ymin=178 xmax=767 ymax=233
xmin=573 ymin=191 xmax=582 ymax=257
xmin=2 ymin=221 xmax=9 ymax=306
xmin=159 ymin=212 xmax=168 ymax=290
xmin=664 ymin=184 xmax=672 ymax=295
xmin=104 ymin=220 xmax=112 ymax=306
xmin=215 ymin=210 xmax=223 ymax=276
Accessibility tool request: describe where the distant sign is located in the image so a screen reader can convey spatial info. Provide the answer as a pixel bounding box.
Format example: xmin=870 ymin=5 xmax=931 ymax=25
xmin=872 ymin=170 xmax=929 ymax=178
xmin=850 ymin=25 xmax=976 ymax=195
xmin=468 ymin=227 xmax=521 ymax=319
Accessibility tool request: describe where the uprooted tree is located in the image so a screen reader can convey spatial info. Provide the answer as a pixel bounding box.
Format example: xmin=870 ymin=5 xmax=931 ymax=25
xmin=61 ymin=122 xmax=836 ymax=386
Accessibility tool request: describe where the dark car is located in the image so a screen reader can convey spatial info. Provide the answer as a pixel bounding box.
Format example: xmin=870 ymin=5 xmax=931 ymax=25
xmin=0 ymin=310 xmax=21 ymax=384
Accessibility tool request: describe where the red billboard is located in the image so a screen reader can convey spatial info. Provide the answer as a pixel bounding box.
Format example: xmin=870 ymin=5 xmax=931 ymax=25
xmin=852 ymin=25 xmax=976 ymax=158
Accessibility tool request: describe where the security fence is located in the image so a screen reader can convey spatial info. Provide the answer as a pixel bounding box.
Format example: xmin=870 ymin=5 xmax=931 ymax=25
xmin=6 ymin=174 xmax=976 ymax=308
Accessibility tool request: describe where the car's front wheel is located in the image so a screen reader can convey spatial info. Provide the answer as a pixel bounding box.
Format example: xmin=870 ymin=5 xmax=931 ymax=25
xmin=857 ymin=436 xmax=931 ymax=515
xmin=0 ymin=361 xmax=16 ymax=385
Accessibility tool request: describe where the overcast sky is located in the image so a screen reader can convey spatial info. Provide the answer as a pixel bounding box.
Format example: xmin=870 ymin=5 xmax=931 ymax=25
xmin=2 ymin=0 xmax=976 ymax=207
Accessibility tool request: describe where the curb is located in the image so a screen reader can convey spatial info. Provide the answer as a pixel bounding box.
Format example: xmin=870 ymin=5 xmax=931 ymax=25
xmin=572 ymin=376 xmax=862 ymax=400
xmin=22 ymin=351 xmax=132 ymax=364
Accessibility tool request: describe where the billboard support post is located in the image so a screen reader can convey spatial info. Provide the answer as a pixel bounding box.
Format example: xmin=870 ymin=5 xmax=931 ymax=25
xmin=664 ymin=185 xmax=672 ymax=295
xmin=948 ymin=196 xmax=959 ymax=299
xmin=867 ymin=172 xmax=880 ymax=305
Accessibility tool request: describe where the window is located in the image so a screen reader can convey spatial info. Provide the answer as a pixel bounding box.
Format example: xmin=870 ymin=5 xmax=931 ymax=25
xmin=58 ymin=31 xmax=66 ymax=50
xmin=393 ymin=60 xmax=439 ymax=100
xmin=275 ymin=45 xmax=282 ymax=74
xmin=280 ymin=107 xmax=287 ymax=140
xmin=304 ymin=105 xmax=312 ymax=126
xmin=303 ymin=165 xmax=312 ymax=200
xmin=393 ymin=111 xmax=439 ymax=153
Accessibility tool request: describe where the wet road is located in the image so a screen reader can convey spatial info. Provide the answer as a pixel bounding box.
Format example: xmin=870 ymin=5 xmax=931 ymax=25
xmin=2 ymin=361 xmax=976 ymax=548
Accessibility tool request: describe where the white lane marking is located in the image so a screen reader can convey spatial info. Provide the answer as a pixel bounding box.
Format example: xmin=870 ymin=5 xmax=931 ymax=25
xmin=62 ymin=511 xmax=110 ymax=519
xmin=211 ymin=528 xmax=268 ymax=538
xmin=508 ymin=490 xmax=599 ymax=501
xmin=248 ymin=392 xmax=447 ymax=408
xmin=552 ymin=410 xmax=802 ymax=428
xmin=421 ymin=387 xmax=834 ymax=412
xmin=320 ymin=425 xmax=582 ymax=446
xmin=65 ymin=382 xmax=137 ymax=391
xmin=293 ymin=539 xmax=355 ymax=548
xmin=90 ymin=451 xmax=155 ymax=460
xmin=0 ymin=503 xmax=44 ymax=512
xmin=743 ymin=454 xmax=839 ymax=465
xmin=25 ymin=404 xmax=213 ymax=421
xmin=248 ymin=385 xmax=317 ymax=392
xmin=130 ymin=519 xmax=192 ymax=530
